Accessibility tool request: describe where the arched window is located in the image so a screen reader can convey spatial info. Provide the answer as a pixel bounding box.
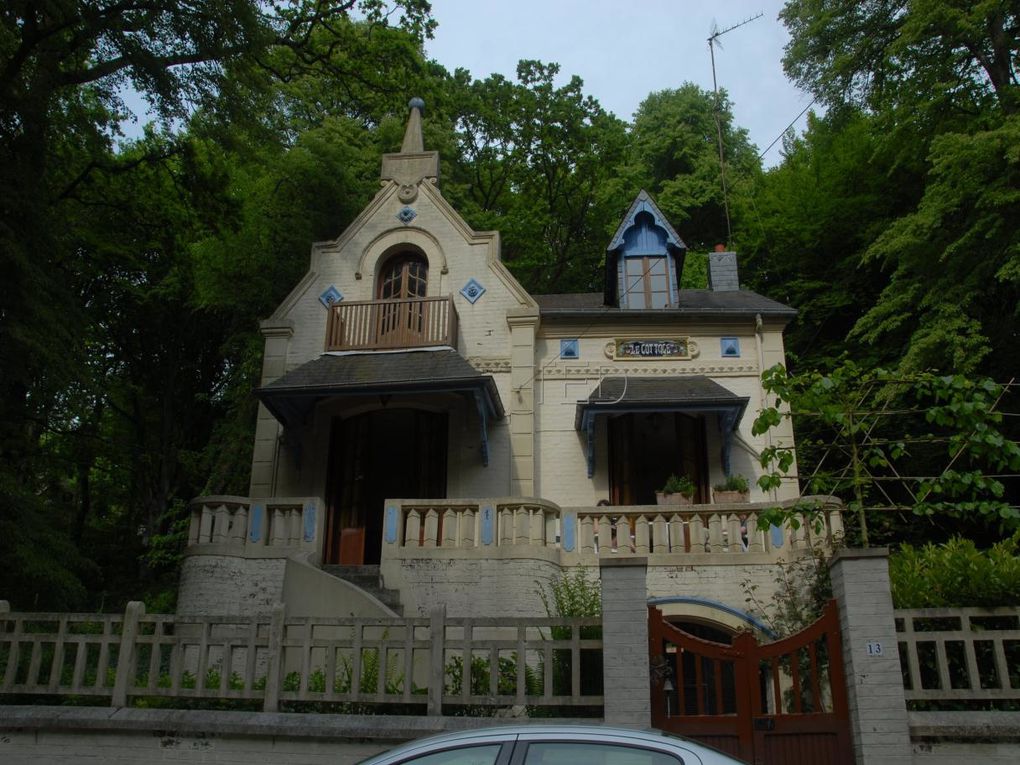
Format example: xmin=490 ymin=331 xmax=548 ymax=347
xmin=378 ymin=252 xmax=428 ymax=300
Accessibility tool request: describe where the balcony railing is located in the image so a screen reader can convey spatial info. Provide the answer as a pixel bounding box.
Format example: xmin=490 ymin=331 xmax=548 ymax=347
xmin=382 ymin=495 xmax=845 ymax=563
xmin=325 ymin=296 xmax=458 ymax=352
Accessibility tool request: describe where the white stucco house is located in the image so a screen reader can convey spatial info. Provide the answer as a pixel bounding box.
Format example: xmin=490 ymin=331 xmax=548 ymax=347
xmin=179 ymin=100 xmax=843 ymax=638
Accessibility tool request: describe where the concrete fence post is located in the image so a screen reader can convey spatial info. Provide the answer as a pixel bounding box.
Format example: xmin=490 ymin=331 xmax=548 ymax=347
xmin=599 ymin=557 xmax=650 ymax=728
xmin=262 ymin=603 xmax=286 ymax=712
xmin=829 ymin=548 xmax=912 ymax=765
xmin=0 ymin=601 xmax=9 ymax=615
xmin=428 ymin=606 xmax=446 ymax=716
xmin=111 ymin=601 xmax=145 ymax=707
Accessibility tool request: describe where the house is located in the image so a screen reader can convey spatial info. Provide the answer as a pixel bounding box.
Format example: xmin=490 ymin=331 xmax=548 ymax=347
xmin=179 ymin=100 xmax=843 ymax=636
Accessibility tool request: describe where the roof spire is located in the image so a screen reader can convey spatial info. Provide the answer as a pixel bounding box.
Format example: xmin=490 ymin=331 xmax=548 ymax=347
xmin=380 ymin=96 xmax=439 ymax=187
xmin=401 ymin=97 xmax=425 ymax=153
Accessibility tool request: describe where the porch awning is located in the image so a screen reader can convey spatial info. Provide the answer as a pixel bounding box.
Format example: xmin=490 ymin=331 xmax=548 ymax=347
xmin=256 ymin=349 xmax=504 ymax=465
xmin=574 ymin=376 xmax=749 ymax=477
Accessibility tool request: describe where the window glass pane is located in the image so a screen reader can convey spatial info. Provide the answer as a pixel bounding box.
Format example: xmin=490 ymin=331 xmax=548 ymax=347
xmin=524 ymin=743 xmax=683 ymax=765
xmin=401 ymin=745 xmax=503 ymax=765
xmin=624 ymin=258 xmax=647 ymax=309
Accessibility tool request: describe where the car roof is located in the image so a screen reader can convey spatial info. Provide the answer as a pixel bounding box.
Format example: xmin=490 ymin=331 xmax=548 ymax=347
xmin=357 ymin=724 xmax=733 ymax=765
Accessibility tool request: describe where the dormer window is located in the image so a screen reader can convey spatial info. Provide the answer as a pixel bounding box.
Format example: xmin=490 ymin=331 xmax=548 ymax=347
xmin=621 ymin=253 xmax=673 ymax=309
xmin=604 ymin=191 xmax=686 ymax=309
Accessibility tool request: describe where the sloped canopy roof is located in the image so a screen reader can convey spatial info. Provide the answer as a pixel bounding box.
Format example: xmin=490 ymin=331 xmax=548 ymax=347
xmin=258 ymin=350 xmax=504 ymax=427
xmin=574 ymin=376 xmax=749 ymax=478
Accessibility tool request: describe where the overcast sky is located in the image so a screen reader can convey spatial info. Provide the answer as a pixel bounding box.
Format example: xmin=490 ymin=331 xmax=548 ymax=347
xmin=425 ymin=0 xmax=815 ymax=166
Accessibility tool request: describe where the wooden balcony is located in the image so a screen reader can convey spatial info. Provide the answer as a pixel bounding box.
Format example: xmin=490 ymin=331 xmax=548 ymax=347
xmin=325 ymin=296 xmax=458 ymax=352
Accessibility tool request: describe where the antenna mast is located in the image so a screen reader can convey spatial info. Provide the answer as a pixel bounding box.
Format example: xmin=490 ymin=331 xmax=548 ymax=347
xmin=708 ymin=12 xmax=763 ymax=245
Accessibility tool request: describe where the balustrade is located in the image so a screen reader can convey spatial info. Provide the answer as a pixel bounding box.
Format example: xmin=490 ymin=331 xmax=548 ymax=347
xmin=187 ymin=496 xmax=323 ymax=558
xmin=383 ymin=496 xmax=844 ymax=562
xmin=325 ymin=296 xmax=458 ymax=352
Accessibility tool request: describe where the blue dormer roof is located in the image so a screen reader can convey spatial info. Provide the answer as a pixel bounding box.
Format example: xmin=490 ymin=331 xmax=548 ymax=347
xmin=606 ymin=190 xmax=686 ymax=254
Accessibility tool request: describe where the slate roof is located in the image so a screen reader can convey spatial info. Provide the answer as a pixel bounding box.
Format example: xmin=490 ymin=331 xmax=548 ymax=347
xmin=257 ymin=349 xmax=504 ymax=428
xmin=535 ymin=290 xmax=796 ymax=319
xmin=575 ymin=375 xmax=749 ymax=431
xmin=584 ymin=376 xmax=746 ymax=406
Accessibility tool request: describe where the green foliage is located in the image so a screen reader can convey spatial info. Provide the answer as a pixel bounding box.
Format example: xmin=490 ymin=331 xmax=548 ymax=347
xmin=537 ymin=568 xmax=601 ymax=627
xmin=742 ymin=547 xmax=833 ymax=638
xmin=713 ymin=474 xmax=749 ymax=493
xmin=890 ymin=534 xmax=1020 ymax=608
xmin=444 ymin=654 xmax=526 ymax=698
xmin=438 ymin=60 xmax=631 ymax=293
xmin=752 ymin=363 xmax=1020 ymax=545
xmin=629 ymin=84 xmax=760 ymax=252
xmin=661 ymin=474 xmax=696 ymax=497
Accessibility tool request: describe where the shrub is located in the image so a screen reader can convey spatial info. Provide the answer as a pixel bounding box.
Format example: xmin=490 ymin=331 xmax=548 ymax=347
xmin=890 ymin=533 xmax=1020 ymax=608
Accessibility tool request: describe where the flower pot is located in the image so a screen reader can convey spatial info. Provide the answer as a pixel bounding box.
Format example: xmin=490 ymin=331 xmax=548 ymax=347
xmin=656 ymin=491 xmax=694 ymax=506
xmin=713 ymin=489 xmax=749 ymax=504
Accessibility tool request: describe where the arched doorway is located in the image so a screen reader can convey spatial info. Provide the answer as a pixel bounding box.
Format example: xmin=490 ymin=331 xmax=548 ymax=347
xmin=324 ymin=407 xmax=447 ymax=565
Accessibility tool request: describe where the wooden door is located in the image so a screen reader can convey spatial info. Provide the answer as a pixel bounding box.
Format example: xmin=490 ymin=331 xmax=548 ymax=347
xmin=377 ymin=253 xmax=428 ymax=345
xmin=324 ymin=409 xmax=447 ymax=565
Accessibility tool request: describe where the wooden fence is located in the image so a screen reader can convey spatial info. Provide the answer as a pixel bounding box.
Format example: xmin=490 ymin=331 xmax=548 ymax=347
xmin=0 ymin=601 xmax=602 ymax=715
xmin=895 ymin=607 xmax=1020 ymax=704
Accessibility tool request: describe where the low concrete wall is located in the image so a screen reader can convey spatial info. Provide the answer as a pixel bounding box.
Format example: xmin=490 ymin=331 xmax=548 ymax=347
xmin=177 ymin=556 xmax=286 ymax=616
xmin=910 ymin=712 xmax=1020 ymax=765
xmin=381 ymin=553 xmax=563 ymax=617
xmin=0 ymin=706 xmax=542 ymax=765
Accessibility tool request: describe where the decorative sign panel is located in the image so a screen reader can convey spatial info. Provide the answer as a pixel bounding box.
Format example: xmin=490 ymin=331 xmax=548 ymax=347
xmin=607 ymin=337 xmax=697 ymax=360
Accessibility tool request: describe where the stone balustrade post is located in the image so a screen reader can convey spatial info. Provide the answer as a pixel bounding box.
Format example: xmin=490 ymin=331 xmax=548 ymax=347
xmin=111 ymin=601 xmax=145 ymax=707
xmin=262 ymin=603 xmax=286 ymax=713
xmin=428 ymin=606 xmax=446 ymax=715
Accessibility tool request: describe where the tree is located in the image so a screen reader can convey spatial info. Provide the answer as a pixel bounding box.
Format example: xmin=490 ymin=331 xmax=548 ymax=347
xmin=629 ymin=84 xmax=760 ymax=252
xmin=739 ymin=111 xmax=923 ymax=369
xmin=438 ymin=61 xmax=631 ymax=293
xmin=781 ymin=0 xmax=1018 ymax=118
xmin=0 ymin=0 xmax=434 ymax=609
xmin=752 ymin=362 xmax=1020 ymax=547
xmin=748 ymin=1 xmax=1020 ymax=381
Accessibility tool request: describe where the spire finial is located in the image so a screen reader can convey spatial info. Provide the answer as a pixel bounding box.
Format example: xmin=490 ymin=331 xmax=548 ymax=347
xmin=401 ymin=97 xmax=425 ymax=153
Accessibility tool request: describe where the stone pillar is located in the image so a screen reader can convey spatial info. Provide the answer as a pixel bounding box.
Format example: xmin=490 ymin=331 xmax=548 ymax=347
xmin=249 ymin=319 xmax=293 ymax=497
xmin=600 ymin=557 xmax=650 ymax=728
xmin=830 ymin=548 xmax=911 ymax=765
xmin=507 ymin=308 xmax=539 ymax=497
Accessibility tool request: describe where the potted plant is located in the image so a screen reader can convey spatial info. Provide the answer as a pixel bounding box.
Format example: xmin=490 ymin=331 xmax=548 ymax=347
xmin=656 ymin=474 xmax=695 ymax=506
xmin=713 ymin=474 xmax=750 ymax=503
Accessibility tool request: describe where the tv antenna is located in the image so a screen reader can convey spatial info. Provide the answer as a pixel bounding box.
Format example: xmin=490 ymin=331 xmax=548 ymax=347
xmin=708 ymin=12 xmax=763 ymax=245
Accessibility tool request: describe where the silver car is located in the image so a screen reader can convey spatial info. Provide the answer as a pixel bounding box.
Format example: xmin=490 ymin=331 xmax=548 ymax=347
xmin=356 ymin=725 xmax=749 ymax=765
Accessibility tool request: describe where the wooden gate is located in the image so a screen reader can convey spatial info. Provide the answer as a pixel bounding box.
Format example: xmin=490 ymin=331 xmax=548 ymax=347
xmin=648 ymin=600 xmax=851 ymax=765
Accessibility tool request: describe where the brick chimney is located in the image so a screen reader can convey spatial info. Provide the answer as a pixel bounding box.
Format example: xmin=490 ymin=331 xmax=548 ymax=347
xmin=708 ymin=245 xmax=739 ymax=291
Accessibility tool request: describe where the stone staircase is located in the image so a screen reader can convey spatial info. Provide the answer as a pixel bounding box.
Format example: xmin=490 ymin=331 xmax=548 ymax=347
xmin=320 ymin=565 xmax=403 ymax=615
